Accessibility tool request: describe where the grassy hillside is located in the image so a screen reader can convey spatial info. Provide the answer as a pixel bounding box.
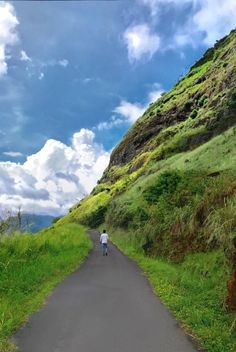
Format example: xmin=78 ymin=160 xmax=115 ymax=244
xmin=60 ymin=29 xmax=236 ymax=349
xmin=61 ymin=28 xmax=236 ymax=259
xmin=104 ymin=28 xmax=236 ymax=174
xmin=0 ymin=224 xmax=91 ymax=352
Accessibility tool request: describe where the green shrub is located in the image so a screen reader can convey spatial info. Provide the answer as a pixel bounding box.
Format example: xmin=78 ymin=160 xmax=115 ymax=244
xmin=85 ymin=205 xmax=107 ymax=228
xmin=52 ymin=217 xmax=61 ymax=224
xmin=144 ymin=171 xmax=182 ymax=204
xmin=189 ymin=109 xmax=198 ymax=119
xmin=106 ymin=201 xmax=134 ymax=229
xmin=135 ymin=207 xmax=149 ymax=222
xmin=228 ymin=90 xmax=236 ymax=109
xmin=198 ymin=94 xmax=208 ymax=107
xmin=106 ymin=170 xmax=236 ymax=261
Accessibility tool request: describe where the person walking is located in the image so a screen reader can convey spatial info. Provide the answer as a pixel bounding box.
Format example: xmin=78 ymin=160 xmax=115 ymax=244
xmin=100 ymin=230 xmax=109 ymax=256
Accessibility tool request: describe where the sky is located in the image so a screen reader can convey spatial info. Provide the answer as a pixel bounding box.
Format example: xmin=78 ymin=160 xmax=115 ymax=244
xmin=0 ymin=0 xmax=236 ymax=217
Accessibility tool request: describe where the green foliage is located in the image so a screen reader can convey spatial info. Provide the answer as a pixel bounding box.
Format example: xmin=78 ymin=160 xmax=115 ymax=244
xmin=228 ymin=90 xmax=236 ymax=109
xmin=60 ymin=191 xmax=110 ymax=226
xmin=198 ymin=94 xmax=208 ymax=107
xmin=206 ymin=195 xmax=236 ymax=259
xmin=189 ymin=109 xmax=198 ymax=119
xmin=105 ymin=168 xmax=236 ymax=261
xmin=135 ymin=207 xmax=149 ymax=222
xmin=106 ymin=200 xmax=134 ymax=229
xmin=0 ymin=224 xmax=91 ymax=351
xmin=222 ymin=61 xmax=228 ymax=68
xmin=150 ymin=125 xmax=206 ymax=162
xmin=85 ymin=205 xmax=107 ymax=228
xmin=144 ymin=171 xmax=181 ymax=204
xmin=52 ymin=216 xmax=61 ymax=224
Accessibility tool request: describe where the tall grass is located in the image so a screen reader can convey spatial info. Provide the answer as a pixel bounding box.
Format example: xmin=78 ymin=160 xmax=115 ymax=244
xmin=0 ymin=223 xmax=92 ymax=352
xmin=106 ymin=170 xmax=236 ymax=261
xmin=111 ymin=230 xmax=236 ymax=352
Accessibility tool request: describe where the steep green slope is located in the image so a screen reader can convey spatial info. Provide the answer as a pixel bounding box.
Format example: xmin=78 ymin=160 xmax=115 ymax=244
xmin=61 ymin=28 xmax=236 ymax=291
xmin=61 ymin=28 xmax=236 ymax=237
xmin=105 ymin=29 xmax=236 ymax=175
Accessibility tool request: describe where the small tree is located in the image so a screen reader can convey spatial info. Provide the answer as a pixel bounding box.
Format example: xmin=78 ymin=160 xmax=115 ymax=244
xmin=0 ymin=207 xmax=24 ymax=235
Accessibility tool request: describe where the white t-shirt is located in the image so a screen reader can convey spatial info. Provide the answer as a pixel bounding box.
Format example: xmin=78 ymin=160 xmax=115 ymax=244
xmin=100 ymin=233 xmax=109 ymax=244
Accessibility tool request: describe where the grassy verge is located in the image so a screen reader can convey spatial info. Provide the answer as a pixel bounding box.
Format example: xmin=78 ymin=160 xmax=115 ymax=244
xmin=111 ymin=229 xmax=236 ymax=352
xmin=0 ymin=223 xmax=92 ymax=352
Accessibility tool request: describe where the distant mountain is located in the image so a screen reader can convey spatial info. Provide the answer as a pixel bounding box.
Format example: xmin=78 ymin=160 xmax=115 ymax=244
xmin=21 ymin=214 xmax=55 ymax=233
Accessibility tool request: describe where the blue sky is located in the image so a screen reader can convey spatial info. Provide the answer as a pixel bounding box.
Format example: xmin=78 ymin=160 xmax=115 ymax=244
xmin=0 ymin=0 xmax=236 ymax=216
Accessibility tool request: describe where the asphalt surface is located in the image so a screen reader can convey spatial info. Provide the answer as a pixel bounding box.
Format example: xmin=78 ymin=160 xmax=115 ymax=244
xmin=14 ymin=230 xmax=199 ymax=352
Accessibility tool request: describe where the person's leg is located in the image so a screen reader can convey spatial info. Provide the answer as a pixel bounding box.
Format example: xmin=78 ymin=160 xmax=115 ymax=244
xmin=105 ymin=243 xmax=108 ymax=256
xmin=102 ymin=244 xmax=105 ymax=256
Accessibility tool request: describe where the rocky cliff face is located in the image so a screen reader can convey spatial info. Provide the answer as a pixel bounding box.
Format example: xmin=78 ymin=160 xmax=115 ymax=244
xmin=103 ymin=29 xmax=236 ymax=178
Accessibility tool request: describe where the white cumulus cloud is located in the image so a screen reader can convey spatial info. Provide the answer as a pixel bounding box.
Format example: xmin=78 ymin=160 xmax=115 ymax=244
xmin=123 ymin=24 xmax=160 ymax=62
xmin=97 ymin=116 xmax=124 ymax=131
xmin=113 ymin=83 xmax=163 ymax=124
xmin=140 ymin=0 xmax=236 ymax=48
xmin=98 ymin=83 xmax=164 ymax=130
xmin=114 ymin=100 xmax=146 ymax=124
xmin=0 ymin=129 xmax=110 ymax=216
xmin=148 ymin=83 xmax=164 ymax=103
xmin=0 ymin=1 xmax=19 ymax=76
xmin=173 ymin=0 xmax=236 ymax=47
xmin=193 ymin=0 xmax=236 ymax=46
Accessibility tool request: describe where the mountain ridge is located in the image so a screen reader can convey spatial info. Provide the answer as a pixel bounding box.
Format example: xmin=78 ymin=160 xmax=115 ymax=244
xmin=102 ymin=28 xmax=236 ymax=178
xmin=59 ymin=28 xmax=236 ymax=310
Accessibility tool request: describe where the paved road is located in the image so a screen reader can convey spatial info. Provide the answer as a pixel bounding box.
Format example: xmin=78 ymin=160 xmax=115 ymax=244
xmin=14 ymin=230 xmax=199 ymax=352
